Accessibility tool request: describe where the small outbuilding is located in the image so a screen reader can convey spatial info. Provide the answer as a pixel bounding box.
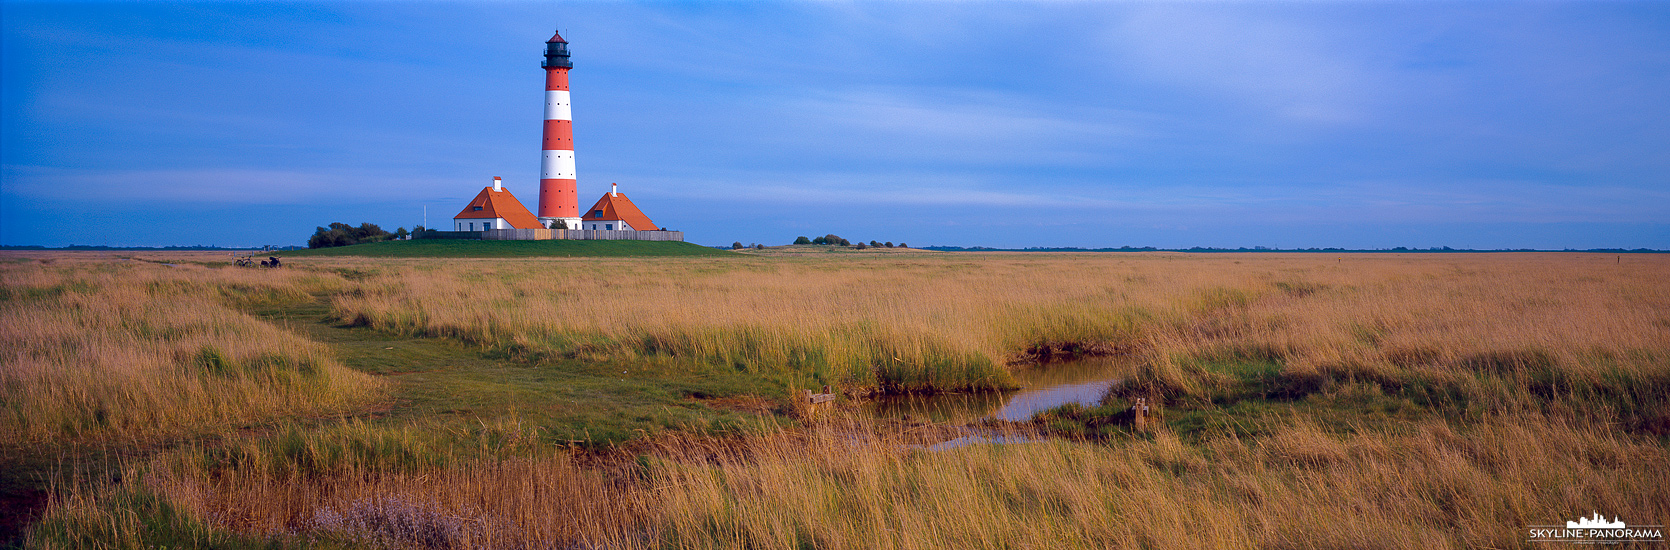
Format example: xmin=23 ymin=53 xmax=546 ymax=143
xmin=453 ymin=177 xmax=544 ymax=231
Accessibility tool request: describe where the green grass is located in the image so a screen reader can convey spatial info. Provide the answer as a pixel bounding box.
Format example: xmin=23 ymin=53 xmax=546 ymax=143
xmin=250 ymin=296 xmax=788 ymax=448
xmin=14 ymin=291 xmax=790 ymax=546
xmin=277 ymin=239 xmax=731 ymax=258
xmin=26 ymin=485 xmax=348 ymax=550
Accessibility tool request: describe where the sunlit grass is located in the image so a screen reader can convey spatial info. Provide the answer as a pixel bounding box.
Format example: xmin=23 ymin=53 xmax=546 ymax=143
xmin=0 ymin=257 xmax=382 ymax=445
xmin=10 ymin=251 xmax=1670 ymax=548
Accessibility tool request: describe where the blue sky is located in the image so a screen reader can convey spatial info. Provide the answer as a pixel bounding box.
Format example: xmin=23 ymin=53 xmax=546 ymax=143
xmin=3 ymin=1 xmax=1667 ymax=249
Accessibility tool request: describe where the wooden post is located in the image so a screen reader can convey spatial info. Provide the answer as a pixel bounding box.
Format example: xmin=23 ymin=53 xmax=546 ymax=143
xmin=1133 ymin=397 xmax=1149 ymax=431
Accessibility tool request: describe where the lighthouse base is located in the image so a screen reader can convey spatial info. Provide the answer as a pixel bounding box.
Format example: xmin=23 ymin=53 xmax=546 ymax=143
xmin=539 ymin=217 xmax=583 ymax=230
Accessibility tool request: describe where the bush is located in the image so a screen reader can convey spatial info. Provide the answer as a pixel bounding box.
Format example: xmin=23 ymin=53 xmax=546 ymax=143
xmin=754 ymin=244 xmax=765 ymax=250
xmin=856 ymin=242 xmax=867 ymax=250
xmin=732 ymin=242 xmax=744 ymax=250
xmin=308 ymin=222 xmax=392 ymax=249
xmin=793 ymin=236 xmax=811 ymax=245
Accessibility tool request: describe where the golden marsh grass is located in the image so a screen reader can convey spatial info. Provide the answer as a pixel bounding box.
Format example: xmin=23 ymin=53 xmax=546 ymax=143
xmin=50 ymin=413 xmax=1666 ymax=549
xmin=1 ymin=254 xmax=383 ymax=445
xmin=331 ymin=252 xmax=1668 ymax=403
xmin=10 ymin=251 xmax=1669 ymax=548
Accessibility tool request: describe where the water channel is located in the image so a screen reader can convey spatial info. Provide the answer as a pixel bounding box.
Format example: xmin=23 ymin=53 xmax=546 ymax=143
xmin=861 ymin=355 xmax=1142 ymax=424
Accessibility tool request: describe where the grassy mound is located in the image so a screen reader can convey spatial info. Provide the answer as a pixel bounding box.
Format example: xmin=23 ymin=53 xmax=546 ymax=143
xmin=278 ymin=239 xmax=730 ymax=258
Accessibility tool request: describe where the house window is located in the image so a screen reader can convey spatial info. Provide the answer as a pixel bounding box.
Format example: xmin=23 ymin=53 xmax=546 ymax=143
xmin=605 ymin=224 xmax=613 ymax=230
xmin=594 ymin=210 xmax=603 ymax=217
xmin=473 ymin=206 xmax=483 ymax=211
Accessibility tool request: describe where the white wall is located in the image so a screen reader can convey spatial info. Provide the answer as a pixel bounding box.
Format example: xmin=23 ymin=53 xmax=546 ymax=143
xmin=453 ymin=218 xmax=506 ymax=231
xmin=585 ymin=221 xmax=627 ymax=231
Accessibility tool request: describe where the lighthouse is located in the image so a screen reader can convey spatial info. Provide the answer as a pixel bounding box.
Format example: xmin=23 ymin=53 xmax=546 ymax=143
xmin=536 ymin=30 xmax=582 ymax=230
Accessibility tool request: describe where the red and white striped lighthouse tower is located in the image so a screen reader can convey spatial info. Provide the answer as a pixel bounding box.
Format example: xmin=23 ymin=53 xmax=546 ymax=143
xmin=537 ymin=30 xmax=581 ymax=229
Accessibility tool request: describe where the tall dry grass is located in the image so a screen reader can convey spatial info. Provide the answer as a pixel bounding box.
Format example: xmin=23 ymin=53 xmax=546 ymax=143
xmin=329 ymin=253 xmax=1670 ymax=402
xmin=0 ymin=255 xmax=383 ymax=445
xmin=18 ymin=252 xmax=1670 ymax=548
xmin=41 ymin=413 xmax=1667 ymax=549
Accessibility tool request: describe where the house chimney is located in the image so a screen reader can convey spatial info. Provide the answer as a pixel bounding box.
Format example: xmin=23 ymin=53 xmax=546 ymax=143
xmin=493 ymin=176 xmax=503 ymax=191
xmin=611 ymin=183 xmax=617 ymax=197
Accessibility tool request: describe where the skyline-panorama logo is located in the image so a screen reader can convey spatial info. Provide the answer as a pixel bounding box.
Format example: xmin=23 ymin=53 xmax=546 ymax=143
xmin=1528 ymin=512 xmax=1664 ymax=545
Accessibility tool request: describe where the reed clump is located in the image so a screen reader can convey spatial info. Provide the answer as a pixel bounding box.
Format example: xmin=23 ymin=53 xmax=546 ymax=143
xmin=14 ymin=251 xmax=1670 ymax=548
xmin=328 ymin=253 xmax=1668 ymax=413
xmin=34 ymin=412 xmax=1668 ymax=549
xmin=0 ymin=258 xmax=382 ymax=445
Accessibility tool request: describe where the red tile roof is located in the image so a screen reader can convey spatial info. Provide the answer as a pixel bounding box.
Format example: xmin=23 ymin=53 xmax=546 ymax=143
xmin=453 ymin=186 xmax=545 ymax=229
xmin=548 ymin=31 xmax=567 ymax=43
xmin=581 ymin=191 xmax=658 ymax=231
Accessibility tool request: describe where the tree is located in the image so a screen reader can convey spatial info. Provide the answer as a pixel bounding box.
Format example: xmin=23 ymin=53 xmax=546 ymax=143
xmin=897 ymin=242 xmax=906 ymax=248
xmin=809 ymin=234 xmax=847 ymax=246
xmin=794 ymin=236 xmax=811 ymax=245
xmin=394 ymin=227 xmax=409 ymax=240
xmin=885 ymin=242 xmax=893 ymax=248
xmin=855 ymin=242 xmax=867 ymax=250
xmin=754 ymin=243 xmax=765 ymax=250
xmin=413 ymin=225 xmax=426 ymax=234
xmin=308 ymin=222 xmax=392 ymax=249
xmin=732 ymin=242 xmax=744 ymax=250
xmin=869 ymin=240 xmax=881 ymax=247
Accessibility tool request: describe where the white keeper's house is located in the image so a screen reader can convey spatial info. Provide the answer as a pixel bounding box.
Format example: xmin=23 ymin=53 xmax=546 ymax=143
xmin=452 ymin=177 xmax=545 ymax=231
xmin=579 ymin=184 xmax=659 ymax=231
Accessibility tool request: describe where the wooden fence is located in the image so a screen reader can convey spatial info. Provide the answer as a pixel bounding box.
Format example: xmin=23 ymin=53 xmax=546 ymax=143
xmin=480 ymin=228 xmax=553 ymax=240
xmin=551 ymin=229 xmax=684 ymax=241
xmin=421 ymin=229 xmax=684 ymax=242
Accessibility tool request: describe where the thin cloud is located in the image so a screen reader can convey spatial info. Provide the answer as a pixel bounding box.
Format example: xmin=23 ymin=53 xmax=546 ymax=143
xmin=1105 ymin=5 xmax=1389 ymax=126
xmin=1 ymin=165 xmax=469 ymax=205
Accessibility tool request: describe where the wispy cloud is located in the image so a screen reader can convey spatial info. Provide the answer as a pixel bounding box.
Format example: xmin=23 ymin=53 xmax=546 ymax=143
xmin=768 ymin=88 xmax=1157 ymax=166
xmin=1104 ymin=6 xmax=1388 ymax=126
xmin=4 ymin=2 xmax=1666 ymax=248
xmin=1 ymin=165 xmax=470 ymax=205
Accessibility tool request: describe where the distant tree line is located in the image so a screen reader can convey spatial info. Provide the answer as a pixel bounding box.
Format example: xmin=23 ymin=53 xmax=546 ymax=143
xmin=789 ymin=235 xmax=906 ymax=249
xmin=792 ymin=234 xmax=854 ymax=246
xmin=308 ymin=222 xmax=408 ymax=249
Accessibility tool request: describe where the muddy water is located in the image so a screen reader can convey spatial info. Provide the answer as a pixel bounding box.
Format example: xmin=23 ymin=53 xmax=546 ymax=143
xmin=863 ymin=355 xmax=1141 ymax=424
